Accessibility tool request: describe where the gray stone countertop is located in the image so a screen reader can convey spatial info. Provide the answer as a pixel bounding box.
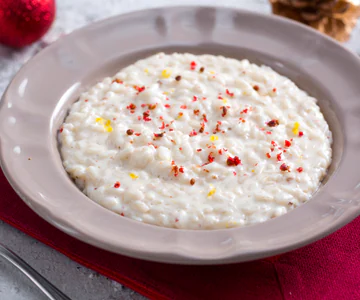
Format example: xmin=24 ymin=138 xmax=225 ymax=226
xmin=0 ymin=0 xmax=359 ymax=299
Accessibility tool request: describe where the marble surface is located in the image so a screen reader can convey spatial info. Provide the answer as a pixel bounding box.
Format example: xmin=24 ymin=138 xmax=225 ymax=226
xmin=0 ymin=0 xmax=359 ymax=299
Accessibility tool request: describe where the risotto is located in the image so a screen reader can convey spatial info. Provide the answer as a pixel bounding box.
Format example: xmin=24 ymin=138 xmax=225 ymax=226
xmin=59 ymin=53 xmax=332 ymax=229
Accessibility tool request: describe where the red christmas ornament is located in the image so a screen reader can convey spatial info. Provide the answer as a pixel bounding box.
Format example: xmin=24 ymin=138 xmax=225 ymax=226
xmin=0 ymin=0 xmax=56 ymax=48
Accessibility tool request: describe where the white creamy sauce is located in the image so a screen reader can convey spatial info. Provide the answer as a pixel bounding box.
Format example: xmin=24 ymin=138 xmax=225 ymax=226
xmin=60 ymin=53 xmax=332 ymax=229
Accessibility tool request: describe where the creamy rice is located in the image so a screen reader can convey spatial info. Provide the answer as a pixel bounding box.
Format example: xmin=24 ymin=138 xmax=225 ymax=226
xmin=59 ymin=53 xmax=332 ymax=229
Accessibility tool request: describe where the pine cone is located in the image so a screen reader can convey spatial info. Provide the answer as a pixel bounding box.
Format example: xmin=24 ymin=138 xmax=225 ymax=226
xmin=270 ymin=0 xmax=360 ymax=42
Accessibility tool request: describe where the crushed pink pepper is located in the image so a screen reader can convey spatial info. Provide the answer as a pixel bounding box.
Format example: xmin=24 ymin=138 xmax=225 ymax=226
xmin=226 ymin=89 xmax=234 ymax=97
xmin=127 ymin=103 xmax=137 ymax=110
xmin=134 ymin=86 xmax=145 ymax=93
xmin=190 ymin=61 xmax=197 ymax=70
xmin=227 ymin=156 xmax=241 ymax=166
xmin=112 ymin=79 xmax=123 ymax=84
xmin=267 ymin=120 xmax=279 ymax=127
xmin=189 ymin=130 xmax=198 ymax=137
xmin=114 ymin=182 xmax=121 ymax=188
xmin=143 ymin=111 xmax=152 ymax=121
xmin=280 ymin=163 xmax=290 ymax=172
xmin=208 ymin=152 xmax=215 ymax=163
xmin=241 ymin=108 xmax=248 ymax=114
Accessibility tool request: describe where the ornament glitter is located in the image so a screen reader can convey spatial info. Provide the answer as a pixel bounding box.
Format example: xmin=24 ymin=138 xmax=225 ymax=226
xmin=0 ymin=0 xmax=56 ymax=48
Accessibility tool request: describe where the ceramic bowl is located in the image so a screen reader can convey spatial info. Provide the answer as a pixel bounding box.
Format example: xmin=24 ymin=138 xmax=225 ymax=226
xmin=1 ymin=7 xmax=359 ymax=264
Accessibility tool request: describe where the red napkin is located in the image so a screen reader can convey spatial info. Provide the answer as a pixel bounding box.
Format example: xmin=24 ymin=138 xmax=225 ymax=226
xmin=0 ymin=170 xmax=359 ymax=300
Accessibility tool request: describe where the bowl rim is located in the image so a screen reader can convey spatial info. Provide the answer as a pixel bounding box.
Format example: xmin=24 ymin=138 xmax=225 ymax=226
xmin=1 ymin=6 xmax=359 ymax=264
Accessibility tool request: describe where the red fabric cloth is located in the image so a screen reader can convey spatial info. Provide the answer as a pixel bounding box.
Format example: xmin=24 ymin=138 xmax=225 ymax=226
xmin=0 ymin=170 xmax=359 ymax=300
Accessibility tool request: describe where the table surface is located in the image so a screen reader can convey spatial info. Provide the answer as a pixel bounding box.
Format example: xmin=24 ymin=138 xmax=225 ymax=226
xmin=1 ymin=1 xmax=360 ymax=299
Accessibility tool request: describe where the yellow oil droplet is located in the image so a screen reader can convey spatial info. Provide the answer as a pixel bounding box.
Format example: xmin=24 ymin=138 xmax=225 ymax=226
xmin=222 ymin=98 xmax=227 ymax=104
xmin=207 ymin=188 xmax=216 ymax=197
xmin=292 ymin=122 xmax=300 ymax=135
xmin=161 ymin=69 xmax=171 ymax=78
xmin=210 ymin=135 xmax=219 ymax=142
xmin=129 ymin=173 xmax=139 ymax=179
xmin=144 ymin=68 xmax=149 ymax=74
xmin=99 ymin=119 xmax=113 ymax=132
xmin=210 ymin=71 xmax=215 ymax=74
xmin=251 ymin=169 xmax=255 ymax=173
